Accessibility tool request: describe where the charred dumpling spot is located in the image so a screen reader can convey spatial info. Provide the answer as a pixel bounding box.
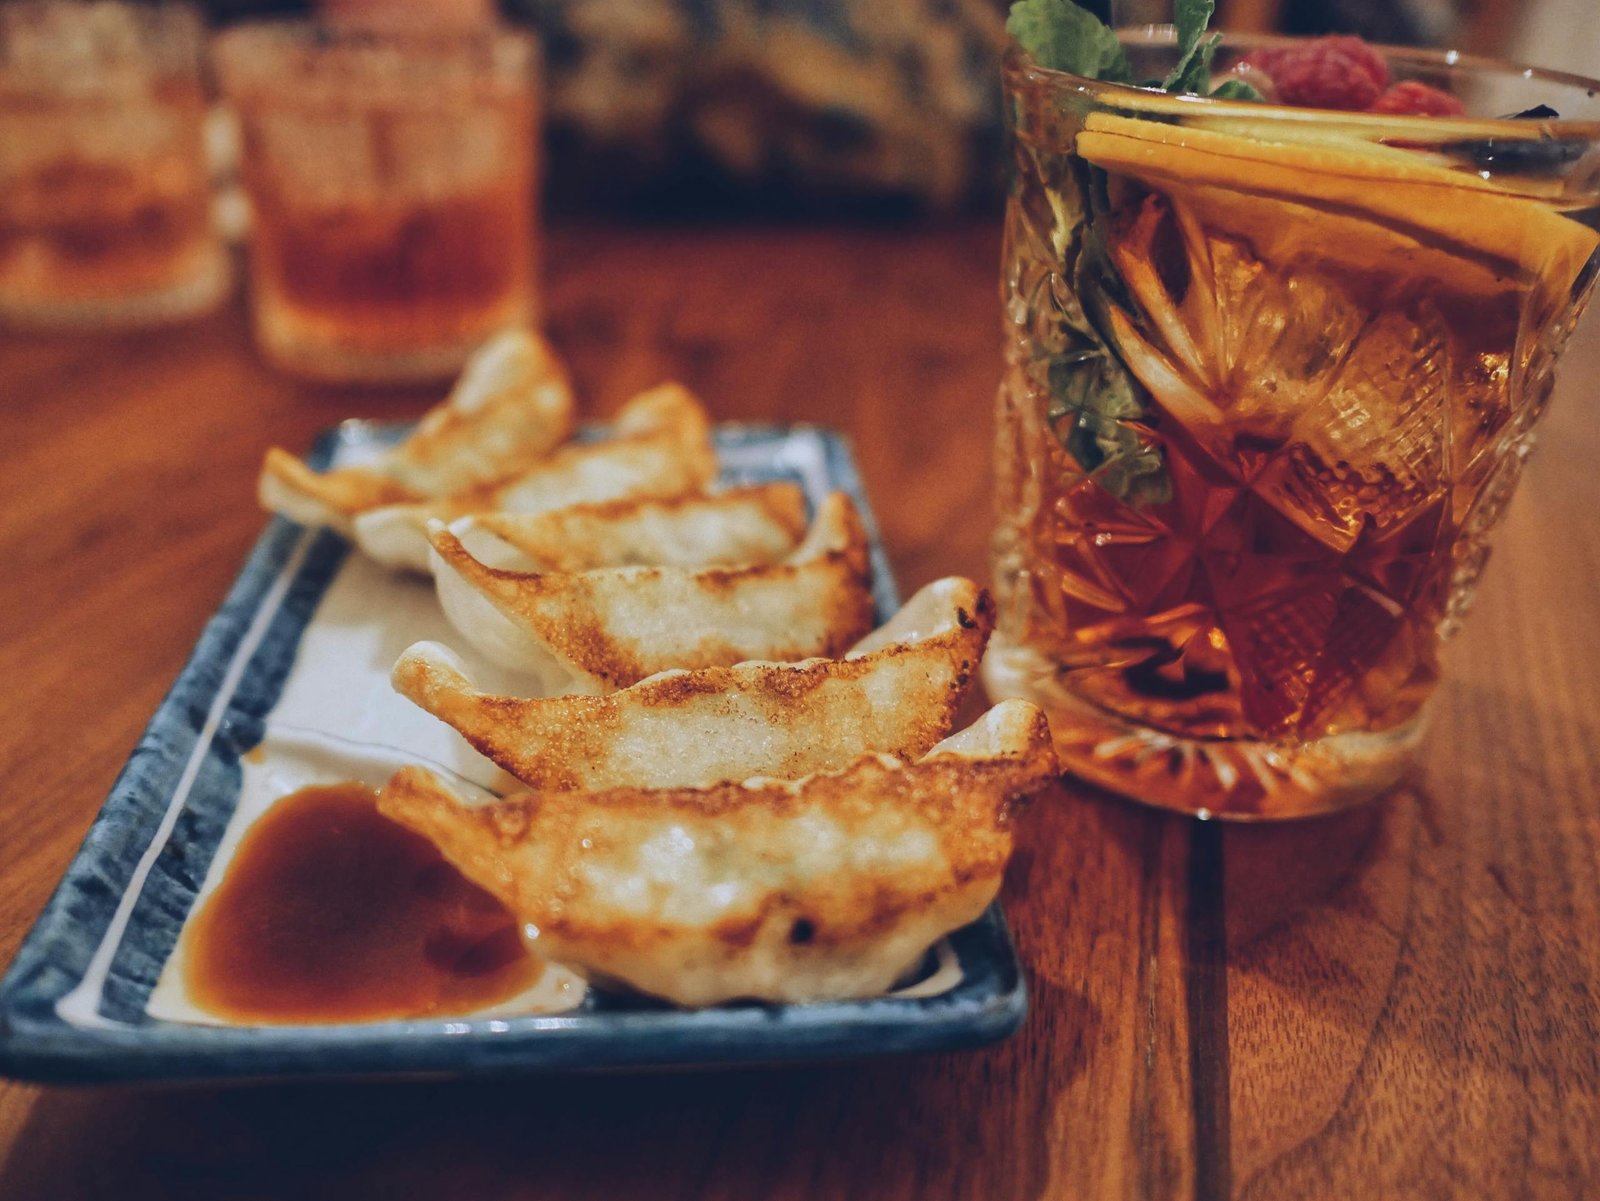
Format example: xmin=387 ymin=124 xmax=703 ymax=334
xmin=377 ymin=700 xmax=1059 ymax=1007
xmin=258 ymin=330 xmax=575 ymax=536
xmin=353 ymin=384 xmax=720 ymax=572
xmin=391 ymin=576 xmax=994 ymax=791
xmin=425 ymin=490 xmax=876 ymax=694
xmin=455 ymin=483 xmax=810 ymax=574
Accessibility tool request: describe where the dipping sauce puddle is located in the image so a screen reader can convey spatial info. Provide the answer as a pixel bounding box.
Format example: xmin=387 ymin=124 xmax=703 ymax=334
xmin=184 ymin=782 xmax=545 ymax=1024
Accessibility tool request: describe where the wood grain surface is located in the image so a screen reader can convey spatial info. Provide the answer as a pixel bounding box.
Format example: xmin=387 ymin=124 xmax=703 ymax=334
xmin=2 ymin=220 xmax=1598 ymax=1200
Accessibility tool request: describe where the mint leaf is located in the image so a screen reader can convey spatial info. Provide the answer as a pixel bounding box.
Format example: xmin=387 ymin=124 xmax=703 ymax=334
xmin=1162 ymin=0 xmax=1215 ymax=91
xmin=1044 ymin=166 xmax=1171 ymax=506
xmin=1210 ymin=77 xmax=1265 ymax=101
xmin=1049 ymin=349 xmax=1172 ymax=507
xmin=1168 ymin=32 xmax=1220 ymax=94
xmin=1006 ymin=0 xmax=1261 ymax=99
xmin=1172 ymin=0 xmax=1213 ymax=62
xmin=1006 ymin=0 xmax=1134 ymax=83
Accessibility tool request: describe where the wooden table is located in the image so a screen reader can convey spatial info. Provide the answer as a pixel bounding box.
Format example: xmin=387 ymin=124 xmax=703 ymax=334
xmin=2 ymin=221 xmax=1598 ymax=1200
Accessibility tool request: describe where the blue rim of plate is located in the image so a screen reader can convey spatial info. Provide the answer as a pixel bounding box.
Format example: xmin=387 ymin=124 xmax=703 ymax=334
xmin=0 ymin=423 xmax=1027 ymax=1085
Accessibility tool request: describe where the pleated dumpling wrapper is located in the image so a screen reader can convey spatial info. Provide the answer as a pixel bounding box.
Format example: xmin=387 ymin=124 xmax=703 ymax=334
xmin=376 ymin=700 xmax=1058 ymax=1006
xmin=393 ymin=576 xmax=993 ymax=790
xmin=448 ymin=482 xmax=808 ymax=574
xmin=427 ymin=490 xmax=875 ymax=694
xmin=352 ymin=383 xmax=718 ymax=572
xmin=258 ymin=330 xmax=574 ymax=536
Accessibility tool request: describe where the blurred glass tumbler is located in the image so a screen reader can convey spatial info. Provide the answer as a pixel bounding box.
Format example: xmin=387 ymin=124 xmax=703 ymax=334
xmin=214 ymin=22 xmax=538 ymax=383
xmin=984 ymin=34 xmax=1600 ymax=819
xmin=0 ymin=1 xmax=227 ymax=327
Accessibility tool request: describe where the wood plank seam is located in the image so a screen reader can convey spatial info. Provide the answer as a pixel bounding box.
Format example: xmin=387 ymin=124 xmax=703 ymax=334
xmin=1187 ymin=821 xmax=1233 ymax=1201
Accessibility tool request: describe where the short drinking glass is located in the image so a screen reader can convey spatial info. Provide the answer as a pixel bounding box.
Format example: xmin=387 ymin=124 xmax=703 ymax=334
xmin=0 ymin=0 xmax=228 ymax=327
xmin=985 ymin=33 xmax=1600 ymax=818
xmin=214 ymin=22 xmax=539 ymax=383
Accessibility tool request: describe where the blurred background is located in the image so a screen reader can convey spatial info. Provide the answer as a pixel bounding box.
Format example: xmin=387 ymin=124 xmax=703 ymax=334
xmin=2 ymin=0 xmax=1593 ymax=373
xmin=193 ymin=0 xmax=1597 ymax=219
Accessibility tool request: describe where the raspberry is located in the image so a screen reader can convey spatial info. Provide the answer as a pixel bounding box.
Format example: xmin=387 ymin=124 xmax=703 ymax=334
xmin=1369 ymin=81 xmax=1466 ymax=116
xmin=1241 ymin=35 xmax=1390 ymax=110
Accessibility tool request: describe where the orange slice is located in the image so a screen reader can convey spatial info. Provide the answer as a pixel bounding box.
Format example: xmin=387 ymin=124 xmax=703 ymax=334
xmin=1076 ymin=112 xmax=1598 ymax=293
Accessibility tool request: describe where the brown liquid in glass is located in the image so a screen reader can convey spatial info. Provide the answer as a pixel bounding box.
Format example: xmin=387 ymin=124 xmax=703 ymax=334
xmin=247 ymin=181 xmax=533 ymax=349
xmin=184 ymin=782 xmax=543 ymax=1024
xmin=0 ymin=84 xmax=215 ymax=302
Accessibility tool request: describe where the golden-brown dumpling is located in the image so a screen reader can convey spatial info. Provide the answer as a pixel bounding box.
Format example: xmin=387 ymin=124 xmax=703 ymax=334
xmin=352 ymin=384 xmax=717 ymax=571
xmin=427 ymin=491 xmax=874 ymax=694
xmin=376 ymin=701 xmax=1058 ymax=1006
xmin=258 ymin=330 xmax=574 ymax=535
xmin=449 ymin=483 xmax=808 ymax=574
xmin=392 ymin=576 xmax=992 ymax=789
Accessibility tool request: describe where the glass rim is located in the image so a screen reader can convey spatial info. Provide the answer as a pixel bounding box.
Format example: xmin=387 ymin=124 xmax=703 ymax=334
xmin=0 ymin=0 xmax=207 ymax=49
xmin=0 ymin=0 xmax=205 ymax=23
xmin=0 ymin=0 xmax=207 ymax=84
xmin=1003 ymin=27 xmax=1600 ymax=135
xmin=212 ymin=16 xmax=537 ymax=85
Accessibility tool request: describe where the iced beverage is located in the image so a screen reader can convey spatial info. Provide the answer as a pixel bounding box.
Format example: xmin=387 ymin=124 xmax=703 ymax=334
xmin=987 ymin=35 xmax=1600 ymax=817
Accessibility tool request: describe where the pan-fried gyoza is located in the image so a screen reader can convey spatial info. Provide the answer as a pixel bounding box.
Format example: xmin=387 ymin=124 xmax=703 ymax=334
xmin=258 ymin=330 xmax=574 ymax=536
xmin=352 ymin=384 xmax=718 ymax=571
xmin=392 ymin=577 xmax=993 ymax=790
xmin=449 ymin=483 xmax=809 ymax=573
xmin=242 ymin=333 xmax=1061 ymax=1018
xmin=427 ymin=491 xmax=875 ymax=694
xmin=377 ymin=701 xmax=1058 ymax=1007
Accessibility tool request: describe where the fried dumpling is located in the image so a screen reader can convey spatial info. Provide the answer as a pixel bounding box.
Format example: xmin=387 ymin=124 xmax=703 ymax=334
xmin=376 ymin=700 xmax=1058 ymax=1006
xmin=451 ymin=483 xmax=808 ymax=574
xmin=258 ymin=330 xmax=574 ymax=535
xmin=392 ymin=577 xmax=993 ymax=790
xmin=352 ymin=384 xmax=717 ymax=571
xmin=428 ymin=491 xmax=875 ymax=694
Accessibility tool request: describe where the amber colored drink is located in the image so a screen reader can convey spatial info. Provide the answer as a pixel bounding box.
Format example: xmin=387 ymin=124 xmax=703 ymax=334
xmin=0 ymin=3 xmax=227 ymax=326
xmin=216 ymin=23 xmax=538 ymax=383
xmin=986 ymin=36 xmax=1600 ymax=818
xmin=243 ymin=152 xmax=536 ymax=374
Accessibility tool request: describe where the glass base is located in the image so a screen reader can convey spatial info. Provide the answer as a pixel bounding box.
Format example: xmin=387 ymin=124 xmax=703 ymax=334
xmin=0 ymin=248 xmax=230 ymax=330
xmin=255 ymin=326 xmax=484 ymax=386
xmin=980 ymin=636 xmax=1427 ymax=821
xmin=251 ymin=299 xmax=535 ymax=386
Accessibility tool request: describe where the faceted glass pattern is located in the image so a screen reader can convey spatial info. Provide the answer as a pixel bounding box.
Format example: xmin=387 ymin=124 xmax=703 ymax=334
xmin=985 ymin=43 xmax=1600 ymax=817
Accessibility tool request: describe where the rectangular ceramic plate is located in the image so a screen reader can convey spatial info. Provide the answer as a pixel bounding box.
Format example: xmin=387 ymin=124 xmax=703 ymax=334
xmin=0 ymin=423 xmax=1026 ymax=1085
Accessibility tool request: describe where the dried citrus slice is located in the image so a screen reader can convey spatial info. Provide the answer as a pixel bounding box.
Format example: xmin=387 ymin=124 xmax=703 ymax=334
xmin=1081 ymin=95 xmax=1589 ymax=202
xmin=1076 ymin=111 xmax=1598 ymax=292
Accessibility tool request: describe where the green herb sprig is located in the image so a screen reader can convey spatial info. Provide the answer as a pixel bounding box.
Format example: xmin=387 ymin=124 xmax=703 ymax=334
xmin=1005 ymin=0 xmax=1261 ymax=100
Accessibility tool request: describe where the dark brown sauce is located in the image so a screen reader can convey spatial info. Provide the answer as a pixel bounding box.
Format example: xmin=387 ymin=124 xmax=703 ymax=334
xmin=184 ymin=783 xmax=544 ymax=1024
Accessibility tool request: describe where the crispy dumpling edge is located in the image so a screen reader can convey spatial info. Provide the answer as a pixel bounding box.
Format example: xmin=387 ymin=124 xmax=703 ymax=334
xmin=376 ymin=700 xmax=1060 ymax=1006
xmin=391 ymin=576 xmax=994 ymax=790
